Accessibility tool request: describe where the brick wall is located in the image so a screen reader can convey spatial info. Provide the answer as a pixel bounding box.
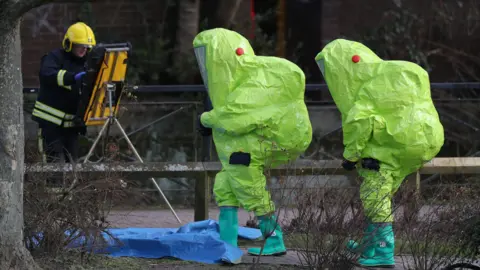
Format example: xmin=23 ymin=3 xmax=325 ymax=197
xmin=21 ymin=0 xmax=166 ymax=87
xmin=22 ymin=0 xmax=381 ymax=86
xmin=20 ymin=0 xmax=258 ymax=87
xmin=22 ymin=0 xmax=462 ymax=86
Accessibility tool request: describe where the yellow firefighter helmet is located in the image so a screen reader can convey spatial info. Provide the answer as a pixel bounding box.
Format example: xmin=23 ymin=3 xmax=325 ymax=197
xmin=62 ymin=22 xmax=96 ymax=52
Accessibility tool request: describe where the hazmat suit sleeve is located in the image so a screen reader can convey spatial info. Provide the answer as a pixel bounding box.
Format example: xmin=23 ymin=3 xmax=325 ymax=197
xmin=200 ymin=79 xmax=282 ymax=136
xmin=200 ymin=104 xmax=272 ymax=136
xmin=342 ymin=104 xmax=373 ymax=162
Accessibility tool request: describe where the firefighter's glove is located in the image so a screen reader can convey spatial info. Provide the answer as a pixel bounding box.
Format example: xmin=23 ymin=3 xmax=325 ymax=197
xmin=361 ymin=158 xmax=380 ymax=171
xmin=341 ymin=159 xmax=357 ymax=171
xmin=73 ymin=116 xmax=86 ymax=128
xmin=78 ymin=126 xmax=87 ymax=136
xmin=197 ymin=115 xmax=212 ymax=137
xmin=74 ymin=71 xmax=86 ymax=81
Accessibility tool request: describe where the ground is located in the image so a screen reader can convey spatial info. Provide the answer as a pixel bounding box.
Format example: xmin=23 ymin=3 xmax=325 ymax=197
xmin=33 ymin=208 xmax=466 ymax=269
xmin=36 ymin=248 xmax=413 ymax=270
xmin=35 ymin=250 xmax=305 ymax=270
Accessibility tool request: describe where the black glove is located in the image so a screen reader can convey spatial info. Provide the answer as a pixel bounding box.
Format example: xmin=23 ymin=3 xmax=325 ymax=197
xmin=229 ymin=152 xmax=251 ymax=166
xmin=362 ymin=158 xmax=380 ymax=171
xmin=341 ymin=159 xmax=357 ymax=171
xmin=196 ymin=115 xmax=212 ymax=137
xmin=71 ymin=116 xmax=86 ymax=135
xmin=72 ymin=116 xmax=86 ymax=127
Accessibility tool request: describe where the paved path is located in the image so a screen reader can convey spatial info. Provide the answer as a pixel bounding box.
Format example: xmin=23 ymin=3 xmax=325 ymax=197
xmin=240 ymin=249 xmax=414 ymax=269
xmin=107 ymin=207 xmax=258 ymax=228
xmin=106 ymin=208 xmax=455 ymax=270
xmin=107 ymin=205 xmax=439 ymax=228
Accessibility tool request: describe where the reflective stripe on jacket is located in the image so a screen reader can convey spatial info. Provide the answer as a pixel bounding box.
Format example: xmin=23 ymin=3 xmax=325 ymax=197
xmin=32 ymin=101 xmax=75 ymax=127
xmin=32 ymin=48 xmax=86 ymax=128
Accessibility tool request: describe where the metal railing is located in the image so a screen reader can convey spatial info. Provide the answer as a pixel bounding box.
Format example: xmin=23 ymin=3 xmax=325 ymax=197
xmin=23 ymin=82 xmax=480 ymax=222
xmin=22 ymin=82 xmax=480 ymax=94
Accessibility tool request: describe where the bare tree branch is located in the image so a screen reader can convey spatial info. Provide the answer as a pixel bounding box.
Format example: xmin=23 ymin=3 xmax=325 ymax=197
xmin=11 ymin=0 xmax=88 ymax=20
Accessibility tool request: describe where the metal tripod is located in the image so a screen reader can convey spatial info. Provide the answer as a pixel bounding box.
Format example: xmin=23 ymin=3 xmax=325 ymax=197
xmin=83 ymin=83 xmax=182 ymax=224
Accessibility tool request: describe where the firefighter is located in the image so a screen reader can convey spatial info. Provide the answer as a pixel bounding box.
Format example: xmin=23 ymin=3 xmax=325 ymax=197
xmin=33 ymin=22 xmax=96 ymax=163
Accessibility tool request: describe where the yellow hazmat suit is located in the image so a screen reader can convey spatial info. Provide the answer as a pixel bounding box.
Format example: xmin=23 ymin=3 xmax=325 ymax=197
xmin=193 ymin=28 xmax=312 ymax=258
xmin=315 ymin=39 xmax=444 ymax=267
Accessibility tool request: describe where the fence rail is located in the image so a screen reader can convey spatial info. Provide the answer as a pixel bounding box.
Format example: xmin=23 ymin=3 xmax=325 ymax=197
xmin=22 ymin=82 xmax=480 ymax=222
xmin=24 ymin=158 xmax=480 ymax=175
xmin=22 ymin=82 xmax=480 ymax=94
xmin=25 ymin=157 xmax=480 ymax=221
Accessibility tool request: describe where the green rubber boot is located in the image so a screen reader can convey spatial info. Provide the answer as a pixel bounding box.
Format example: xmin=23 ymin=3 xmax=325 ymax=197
xmin=219 ymin=207 xmax=241 ymax=264
xmin=346 ymin=223 xmax=375 ymax=258
xmin=357 ymin=223 xmax=395 ymax=268
xmin=248 ymin=215 xmax=287 ymax=256
xmin=219 ymin=207 xmax=239 ymax=247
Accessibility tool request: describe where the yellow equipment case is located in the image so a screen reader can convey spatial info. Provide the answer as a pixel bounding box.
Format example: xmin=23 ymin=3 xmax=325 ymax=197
xmin=76 ymin=42 xmax=131 ymax=126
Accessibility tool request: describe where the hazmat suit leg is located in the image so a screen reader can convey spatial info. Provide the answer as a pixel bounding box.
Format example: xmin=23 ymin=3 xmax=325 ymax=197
xmin=213 ymin=170 xmax=241 ymax=244
xmin=352 ymin=168 xmax=400 ymax=268
xmin=219 ymin=163 xmax=286 ymax=256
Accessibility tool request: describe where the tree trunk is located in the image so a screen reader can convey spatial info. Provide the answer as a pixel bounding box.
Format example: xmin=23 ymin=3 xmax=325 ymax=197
xmin=0 ymin=17 xmax=41 ymax=270
xmin=173 ymin=0 xmax=200 ymax=84
xmin=211 ymin=0 xmax=243 ymax=29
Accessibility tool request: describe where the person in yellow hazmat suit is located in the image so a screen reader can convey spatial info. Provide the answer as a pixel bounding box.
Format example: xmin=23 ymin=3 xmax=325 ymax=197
xmin=193 ymin=28 xmax=312 ymax=260
xmin=315 ymin=39 xmax=444 ymax=268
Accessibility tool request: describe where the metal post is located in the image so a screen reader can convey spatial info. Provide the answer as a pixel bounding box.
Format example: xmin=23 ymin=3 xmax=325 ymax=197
xmin=83 ymin=119 xmax=110 ymax=163
xmin=194 ymin=94 xmax=212 ymax=221
xmin=107 ymin=83 xmax=114 ymax=117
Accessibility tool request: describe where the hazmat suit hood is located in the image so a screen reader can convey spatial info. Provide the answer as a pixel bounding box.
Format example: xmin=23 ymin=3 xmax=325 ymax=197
xmin=315 ymin=39 xmax=383 ymax=115
xmin=315 ymin=39 xmax=444 ymax=178
xmin=193 ymin=29 xmax=255 ymax=108
xmin=193 ymin=28 xmax=312 ymax=168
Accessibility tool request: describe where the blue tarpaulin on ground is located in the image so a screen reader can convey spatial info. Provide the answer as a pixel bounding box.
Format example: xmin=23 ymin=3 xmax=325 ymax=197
xmin=68 ymin=219 xmax=262 ymax=264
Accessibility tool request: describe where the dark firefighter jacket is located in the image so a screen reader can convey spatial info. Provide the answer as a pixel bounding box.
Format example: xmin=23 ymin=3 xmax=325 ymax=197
xmin=32 ymin=48 xmax=86 ymax=129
